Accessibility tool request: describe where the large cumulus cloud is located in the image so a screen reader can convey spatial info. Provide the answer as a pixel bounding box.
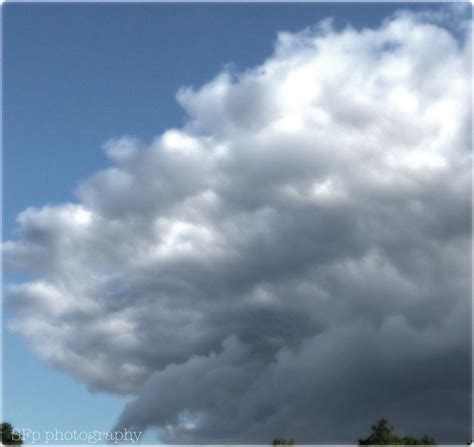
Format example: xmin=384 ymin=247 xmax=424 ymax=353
xmin=4 ymin=9 xmax=472 ymax=444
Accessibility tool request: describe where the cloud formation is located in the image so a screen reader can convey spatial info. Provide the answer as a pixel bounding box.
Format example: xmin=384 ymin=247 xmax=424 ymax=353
xmin=4 ymin=9 xmax=472 ymax=443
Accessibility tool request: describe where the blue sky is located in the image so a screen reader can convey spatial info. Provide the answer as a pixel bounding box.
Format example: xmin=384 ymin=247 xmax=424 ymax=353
xmin=3 ymin=2 xmax=468 ymax=445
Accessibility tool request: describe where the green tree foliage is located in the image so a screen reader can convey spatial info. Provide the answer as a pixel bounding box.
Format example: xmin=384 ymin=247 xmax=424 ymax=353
xmin=273 ymin=437 xmax=295 ymax=445
xmin=359 ymin=418 xmax=436 ymax=445
xmin=1 ymin=423 xmax=23 ymax=445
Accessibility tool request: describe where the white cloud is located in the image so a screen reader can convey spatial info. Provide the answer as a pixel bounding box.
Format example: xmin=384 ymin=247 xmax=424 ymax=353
xmin=4 ymin=9 xmax=471 ymax=444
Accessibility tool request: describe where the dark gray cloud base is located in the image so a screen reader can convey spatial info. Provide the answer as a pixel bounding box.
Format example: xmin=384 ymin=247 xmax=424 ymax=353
xmin=4 ymin=10 xmax=472 ymax=444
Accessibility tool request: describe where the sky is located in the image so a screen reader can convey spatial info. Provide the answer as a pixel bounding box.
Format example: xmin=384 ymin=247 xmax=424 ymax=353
xmin=3 ymin=2 xmax=472 ymax=445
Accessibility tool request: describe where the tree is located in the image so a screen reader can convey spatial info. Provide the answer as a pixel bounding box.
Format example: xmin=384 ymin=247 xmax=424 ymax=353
xmin=1 ymin=423 xmax=23 ymax=445
xmin=273 ymin=438 xmax=295 ymax=445
xmin=359 ymin=418 xmax=436 ymax=445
